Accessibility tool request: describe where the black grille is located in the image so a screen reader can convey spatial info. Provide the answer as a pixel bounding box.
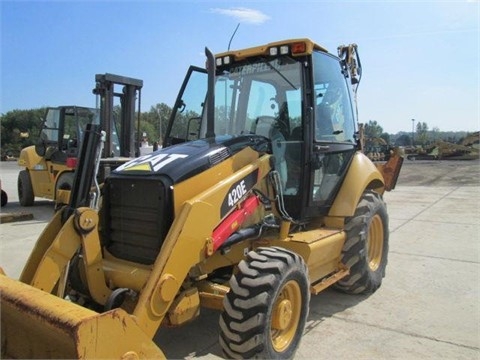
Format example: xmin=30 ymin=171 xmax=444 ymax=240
xmin=102 ymin=176 xmax=173 ymax=265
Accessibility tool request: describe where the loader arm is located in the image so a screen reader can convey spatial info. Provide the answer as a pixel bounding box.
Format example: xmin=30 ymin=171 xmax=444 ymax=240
xmin=132 ymin=152 xmax=272 ymax=337
xmin=22 ymin=208 xmax=112 ymax=303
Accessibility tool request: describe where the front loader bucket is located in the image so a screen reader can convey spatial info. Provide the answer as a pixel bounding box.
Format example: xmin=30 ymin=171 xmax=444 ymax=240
xmin=0 ymin=274 xmax=165 ymax=359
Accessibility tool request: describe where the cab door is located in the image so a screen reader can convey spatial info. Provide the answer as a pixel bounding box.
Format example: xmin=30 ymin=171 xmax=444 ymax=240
xmin=164 ymin=66 xmax=207 ymax=147
xmin=305 ymin=51 xmax=358 ymax=218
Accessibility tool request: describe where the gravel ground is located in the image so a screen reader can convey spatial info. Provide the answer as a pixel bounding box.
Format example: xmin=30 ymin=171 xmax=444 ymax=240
xmin=0 ymin=158 xmax=479 ymax=359
xmin=395 ymin=159 xmax=479 ymax=187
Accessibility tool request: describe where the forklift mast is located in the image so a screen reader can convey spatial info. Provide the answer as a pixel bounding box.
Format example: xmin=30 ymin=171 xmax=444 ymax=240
xmin=93 ymin=73 xmax=143 ymax=158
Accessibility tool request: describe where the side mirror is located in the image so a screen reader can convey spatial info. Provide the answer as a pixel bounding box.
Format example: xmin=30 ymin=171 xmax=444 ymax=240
xmin=186 ymin=117 xmax=202 ymax=141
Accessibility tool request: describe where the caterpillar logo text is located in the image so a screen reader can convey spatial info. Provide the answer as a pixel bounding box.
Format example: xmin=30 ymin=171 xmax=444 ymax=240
xmin=116 ymin=153 xmax=188 ymax=173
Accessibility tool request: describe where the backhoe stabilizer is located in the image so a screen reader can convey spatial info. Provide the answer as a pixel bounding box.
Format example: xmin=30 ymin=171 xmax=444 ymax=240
xmin=0 ymin=274 xmax=165 ymax=359
xmin=376 ymin=147 xmax=404 ymax=191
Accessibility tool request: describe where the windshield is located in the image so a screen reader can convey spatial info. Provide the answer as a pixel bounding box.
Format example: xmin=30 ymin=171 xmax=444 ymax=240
xmin=41 ymin=108 xmax=61 ymax=142
xmin=40 ymin=107 xmax=100 ymax=151
xmin=205 ymin=57 xmax=303 ymax=139
xmin=165 ymin=57 xmax=304 ymax=146
xmin=313 ymin=52 xmax=355 ymax=143
xmin=64 ymin=107 xmax=100 ymax=144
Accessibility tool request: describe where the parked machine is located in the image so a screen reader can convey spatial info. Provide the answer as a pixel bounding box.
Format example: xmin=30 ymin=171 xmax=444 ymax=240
xmin=16 ymin=73 xmax=143 ymax=206
xmin=1 ymin=180 xmax=7 ymax=207
xmin=1 ymin=39 xmax=403 ymax=359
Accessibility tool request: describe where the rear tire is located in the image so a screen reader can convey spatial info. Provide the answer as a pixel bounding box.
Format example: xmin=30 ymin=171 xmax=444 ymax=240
xmin=1 ymin=189 xmax=7 ymax=207
xmin=18 ymin=170 xmax=34 ymax=206
xmin=335 ymin=190 xmax=389 ymax=294
xmin=219 ymin=247 xmax=310 ymax=359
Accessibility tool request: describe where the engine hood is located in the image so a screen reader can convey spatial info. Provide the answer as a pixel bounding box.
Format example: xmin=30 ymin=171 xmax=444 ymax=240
xmin=112 ymin=135 xmax=269 ymax=184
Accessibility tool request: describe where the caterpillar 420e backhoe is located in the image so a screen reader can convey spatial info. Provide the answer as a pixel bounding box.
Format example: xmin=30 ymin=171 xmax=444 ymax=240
xmin=0 ymin=38 xmax=402 ymax=359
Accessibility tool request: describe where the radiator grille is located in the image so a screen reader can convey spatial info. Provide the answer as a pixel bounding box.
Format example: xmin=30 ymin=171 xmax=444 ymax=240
xmin=102 ymin=176 xmax=172 ymax=265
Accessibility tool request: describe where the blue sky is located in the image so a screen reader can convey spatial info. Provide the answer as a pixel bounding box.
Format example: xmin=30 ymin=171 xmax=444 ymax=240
xmin=1 ymin=0 xmax=478 ymax=134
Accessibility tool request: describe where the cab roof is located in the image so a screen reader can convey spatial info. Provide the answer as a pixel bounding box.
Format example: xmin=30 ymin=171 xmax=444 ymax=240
xmin=215 ymin=38 xmax=329 ymax=61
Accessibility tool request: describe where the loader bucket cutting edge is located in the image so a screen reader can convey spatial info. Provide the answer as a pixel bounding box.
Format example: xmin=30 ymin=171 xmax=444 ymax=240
xmin=0 ymin=274 xmax=165 ymax=359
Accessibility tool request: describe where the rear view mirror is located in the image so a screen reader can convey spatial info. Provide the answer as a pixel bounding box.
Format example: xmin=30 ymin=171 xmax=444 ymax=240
xmin=186 ymin=117 xmax=202 ymax=141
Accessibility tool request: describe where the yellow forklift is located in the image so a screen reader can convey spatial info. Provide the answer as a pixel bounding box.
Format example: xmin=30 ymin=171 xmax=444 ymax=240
xmin=17 ymin=73 xmax=143 ymax=206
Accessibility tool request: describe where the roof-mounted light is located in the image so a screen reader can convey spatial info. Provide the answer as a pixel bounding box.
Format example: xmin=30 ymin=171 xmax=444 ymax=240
xmin=269 ymin=45 xmax=292 ymax=56
xmin=280 ymin=45 xmax=289 ymax=55
xmin=291 ymin=42 xmax=307 ymax=54
xmin=269 ymin=47 xmax=279 ymax=56
xmin=215 ymin=55 xmax=232 ymax=66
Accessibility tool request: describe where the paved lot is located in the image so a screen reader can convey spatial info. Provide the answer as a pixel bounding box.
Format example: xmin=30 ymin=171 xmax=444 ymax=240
xmin=0 ymin=160 xmax=479 ymax=359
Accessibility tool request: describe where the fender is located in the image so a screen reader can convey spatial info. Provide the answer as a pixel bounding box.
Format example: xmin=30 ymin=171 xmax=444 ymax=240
xmin=17 ymin=146 xmax=43 ymax=169
xmin=327 ymin=152 xmax=384 ymax=219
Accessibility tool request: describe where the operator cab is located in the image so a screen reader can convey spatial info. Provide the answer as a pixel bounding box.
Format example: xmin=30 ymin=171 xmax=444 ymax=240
xmin=164 ymin=39 xmax=360 ymax=221
xmin=36 ymin=106 xmax=100 ymax=166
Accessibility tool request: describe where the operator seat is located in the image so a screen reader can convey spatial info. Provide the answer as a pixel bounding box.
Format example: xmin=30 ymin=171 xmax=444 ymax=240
xmin=284 ymin=127 xmax=302 ymax=195
xmin=253 ymin=116 xmax=288 ymax=189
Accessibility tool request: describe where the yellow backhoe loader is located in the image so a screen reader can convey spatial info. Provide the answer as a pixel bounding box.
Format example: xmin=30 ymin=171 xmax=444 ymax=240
xmin=1 ymin=38 xmax=403 ymax=359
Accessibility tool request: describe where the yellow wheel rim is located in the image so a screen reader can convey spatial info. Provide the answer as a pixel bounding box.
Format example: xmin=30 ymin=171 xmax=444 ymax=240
xmin=367 ymin=213 xmax=384 ymax=271
xmin=270 ymin=280 xmax=302 ymax=352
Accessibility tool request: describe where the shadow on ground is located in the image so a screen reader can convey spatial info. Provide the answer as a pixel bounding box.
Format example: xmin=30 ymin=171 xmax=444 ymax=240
xmin=154 ymin=288 xmax=369 ymax=359
xmin=0 ymin=200 xmax=55 ymax=223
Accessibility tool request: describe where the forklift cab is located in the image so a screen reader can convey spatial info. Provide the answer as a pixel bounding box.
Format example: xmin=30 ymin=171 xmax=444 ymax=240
xmin=17 ymin=74 xmax=143 ymax=207
xmin=36 ymin=106 xmax=100 ymax=165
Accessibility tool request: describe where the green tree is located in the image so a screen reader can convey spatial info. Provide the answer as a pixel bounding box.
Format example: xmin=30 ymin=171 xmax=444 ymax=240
xmin=395 ymin=134 xmax=412 ymax=146
xmin=1 ymin=108 xmax=45 ymax=157
xmin=416 ymin=121 xmax=429 ymax=146
xmin=430 ymin=126 xmax=440 ymax=143
xmin=364 ymin=120 xmax=383 ymax=138
xmin=140 ymin=103 xmax=172 ymax=145
xmin=138 ymin=121 xmax=156 ymax=144
xmin=380 ymin=132 xmax=390 ymax=144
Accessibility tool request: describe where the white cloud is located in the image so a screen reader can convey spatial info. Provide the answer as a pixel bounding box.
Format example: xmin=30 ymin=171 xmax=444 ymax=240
xmin=211 ymin=7 xmax=270 ymax=25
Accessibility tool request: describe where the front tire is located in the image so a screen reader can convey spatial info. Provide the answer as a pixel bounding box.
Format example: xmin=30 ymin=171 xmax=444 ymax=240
xmin=18 ymin=170 xmax=34 ymax=206
xmin=55 ymin=172 xmax=74 ymax=192
xmin=335 ymin=190 xmax=389 ymax=294
xmin=55 ymin=171 xmax=74 ymax=206
xmin=219 ymin=247 xmax=310 ymax=359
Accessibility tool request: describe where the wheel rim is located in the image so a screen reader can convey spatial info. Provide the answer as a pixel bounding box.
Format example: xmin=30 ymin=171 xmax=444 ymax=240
xmin=367 ymin=213 xmax=384 ymax=271
xmin=270 ymin=280 xmax=302 ymax=352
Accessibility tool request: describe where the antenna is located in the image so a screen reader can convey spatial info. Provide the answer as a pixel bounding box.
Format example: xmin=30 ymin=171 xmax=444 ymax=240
xmin=228 ymin=23 xmax=240 ymax=51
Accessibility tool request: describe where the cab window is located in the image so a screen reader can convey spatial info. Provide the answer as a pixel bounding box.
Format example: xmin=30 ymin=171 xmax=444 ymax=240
xmin=313 ymin=53 xmax=355 ymax=143
xmin=42 ymin=108 xmax=60 ymax=142
xmin=310 ymin=52 xmax=356 ymax=206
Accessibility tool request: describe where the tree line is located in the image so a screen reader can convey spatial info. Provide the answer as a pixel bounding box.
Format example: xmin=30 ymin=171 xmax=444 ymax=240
xmin=0 ymin=104 xmax=173 ymax=158
xmin=363 ymin=120 xmax=474 ymax=147
xmin=1 ymin=107 xmax=475 ymax=158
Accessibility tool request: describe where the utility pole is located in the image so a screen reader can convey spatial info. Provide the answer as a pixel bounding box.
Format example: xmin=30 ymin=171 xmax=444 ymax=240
xmin=411 ymin=118 xmax=415 ymax=146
